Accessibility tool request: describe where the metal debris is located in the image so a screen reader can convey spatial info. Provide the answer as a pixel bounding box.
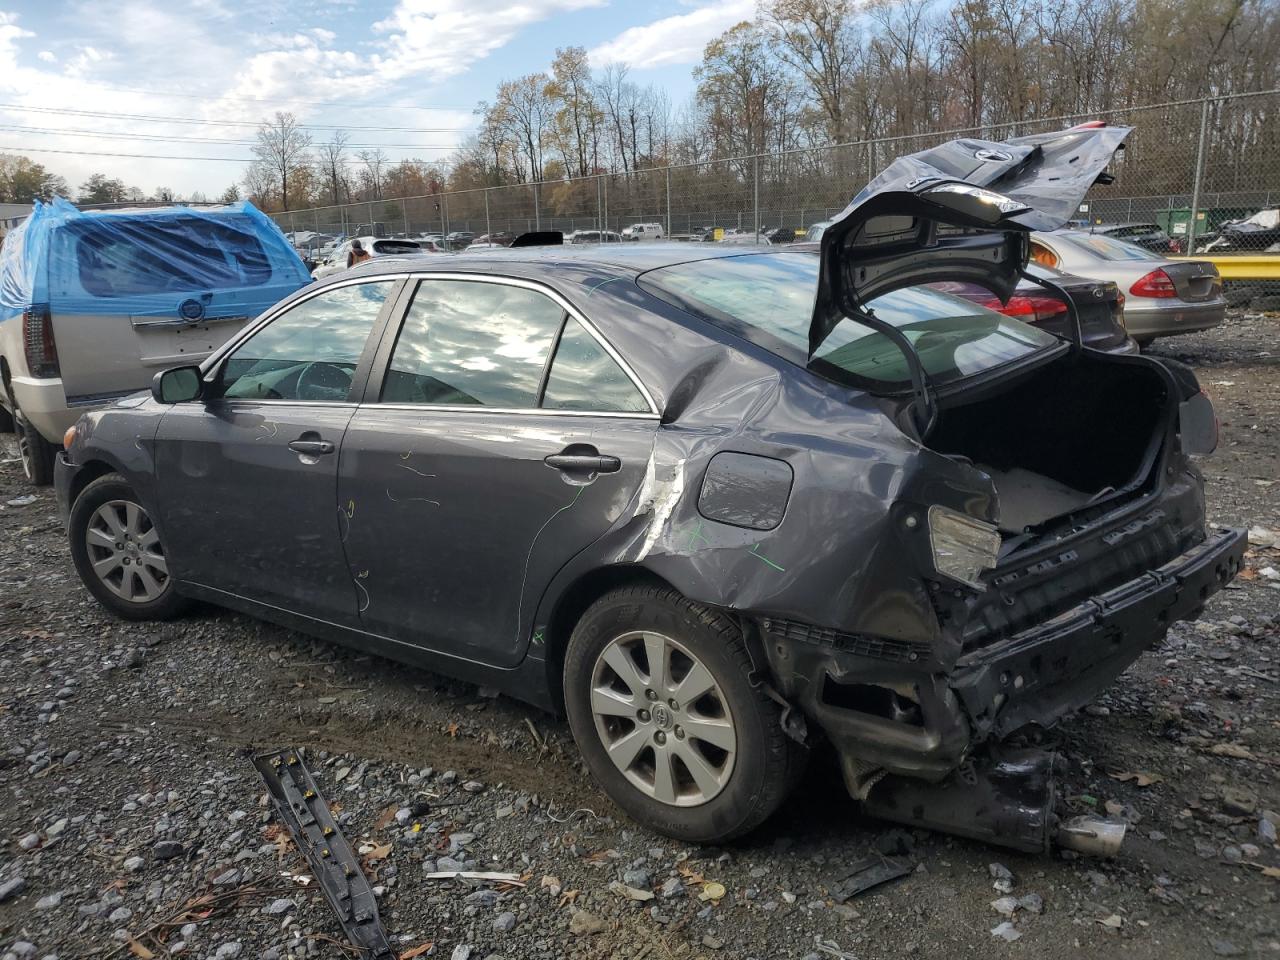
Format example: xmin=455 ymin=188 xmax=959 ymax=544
xmin=254 ymin=748 xmax=394 ymax=960
xmin=828 ymin=855 xmax=913 ymax=902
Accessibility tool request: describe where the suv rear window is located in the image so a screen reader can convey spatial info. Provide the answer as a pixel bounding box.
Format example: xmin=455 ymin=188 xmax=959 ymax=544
xmin=640 ymin=252 xmax=1058 ymax=391
xmin=373 ymin=240 xmax=421 ymax=255
xmin=73 ymin=215 xmax=272 ymax=297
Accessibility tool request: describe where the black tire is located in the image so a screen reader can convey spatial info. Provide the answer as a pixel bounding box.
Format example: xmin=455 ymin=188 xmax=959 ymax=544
xmin=15 ymin=407 xmax=55 ymax=486
xmin=0 ymin=404 xmax=13 ymax=434
xmin=1133 ymin=336 xmax=1155 ymax=350
xmin=68 ymin=473 xmax=189 ymax=621
xmin=564 ymin=584 xmax=805 ymax=843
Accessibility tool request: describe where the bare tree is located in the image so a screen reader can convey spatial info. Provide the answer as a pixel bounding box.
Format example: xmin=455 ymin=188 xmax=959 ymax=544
xmin=317 ymin=131 xmax=350 ymax=206
xmin=358 ymin=148 xmax=389 ymax=199
xmin=252 ymin=112 xmax=313 ymax=212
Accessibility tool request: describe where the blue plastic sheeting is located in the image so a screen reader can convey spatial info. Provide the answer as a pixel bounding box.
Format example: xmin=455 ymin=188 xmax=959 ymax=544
xmin=0 ymin=197 xmax=310 ymax=322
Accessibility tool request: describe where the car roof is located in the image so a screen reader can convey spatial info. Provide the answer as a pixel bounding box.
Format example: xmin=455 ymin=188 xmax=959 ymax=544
xmin=337 ymin=240 xmax=785 ymax=279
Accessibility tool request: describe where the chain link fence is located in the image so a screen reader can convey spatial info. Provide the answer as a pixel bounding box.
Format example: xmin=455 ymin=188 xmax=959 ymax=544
xmin=273 ymin=89 xmax=1280 ymax=261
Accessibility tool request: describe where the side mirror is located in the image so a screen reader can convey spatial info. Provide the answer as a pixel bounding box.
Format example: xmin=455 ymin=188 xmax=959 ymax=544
xmin=152 ymin=365 xmax=203 ymax=404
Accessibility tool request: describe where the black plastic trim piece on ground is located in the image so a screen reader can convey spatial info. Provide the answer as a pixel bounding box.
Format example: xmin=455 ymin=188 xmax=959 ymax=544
xmin=254 ymin=748 xmax=395 ymax=960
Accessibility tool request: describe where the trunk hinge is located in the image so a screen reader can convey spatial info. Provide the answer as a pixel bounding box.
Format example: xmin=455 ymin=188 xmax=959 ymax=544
xmin=838 ymin=291 xmax=939 ymax=439
xmin=1019 ymin=269 xmax=1084 ymax=352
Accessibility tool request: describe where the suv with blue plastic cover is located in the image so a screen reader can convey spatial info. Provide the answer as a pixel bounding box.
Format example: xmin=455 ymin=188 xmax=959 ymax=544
xmin=0 ymin=198 xmax=310 ymax=484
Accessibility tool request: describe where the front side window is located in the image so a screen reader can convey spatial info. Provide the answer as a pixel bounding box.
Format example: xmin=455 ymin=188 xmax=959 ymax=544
xmin=381 ymin=280 xmax=565 ymax=407
xmin=219 ymin=281 xmax=395 ymax=402
xmin=640 ymin=252 xmax=1057 ymax=391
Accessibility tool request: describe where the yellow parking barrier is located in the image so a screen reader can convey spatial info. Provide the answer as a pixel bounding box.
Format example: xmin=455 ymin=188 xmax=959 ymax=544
xmin=1170 ymin=256 xmax=1280 ymax=280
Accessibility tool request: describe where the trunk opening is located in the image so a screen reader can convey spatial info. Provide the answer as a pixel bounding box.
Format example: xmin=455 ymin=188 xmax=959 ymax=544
xmin=927 ymin=353 xmax=1169 ymax=535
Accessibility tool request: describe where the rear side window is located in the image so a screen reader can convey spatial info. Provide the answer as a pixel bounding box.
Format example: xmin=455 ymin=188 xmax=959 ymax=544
xmin=382 ymin=280 xmax=564 ymax=407
xmin=543 ymin=318 xmax=648 ymax=413
xmin=72 ymin=215 xmax=272 ymax=297
xmin=373 ymin=241 xmax=421 ymax=255
xmin=1059 ymin=233 xmax=1161 ymax=262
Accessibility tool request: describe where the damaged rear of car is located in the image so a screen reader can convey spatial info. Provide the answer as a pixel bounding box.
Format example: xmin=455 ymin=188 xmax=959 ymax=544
xmin=621 ymin=123 xmax=1244 ymax=851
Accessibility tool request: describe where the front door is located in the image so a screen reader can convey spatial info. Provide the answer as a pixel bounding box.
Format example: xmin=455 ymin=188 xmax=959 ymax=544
xmin=338 ymin=276 xmax=658 ymax=667
xmin=153 ymin=278 xmax=402 ymax=619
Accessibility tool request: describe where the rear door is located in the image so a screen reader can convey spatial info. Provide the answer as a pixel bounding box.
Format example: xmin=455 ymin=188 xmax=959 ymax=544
xmin=153 ymin=277 xmax=403 ymax=619
xmin=337 ymin=274 xmax=658 ymax=667
xmin=48 ymin=214 xmax=305 ymax=406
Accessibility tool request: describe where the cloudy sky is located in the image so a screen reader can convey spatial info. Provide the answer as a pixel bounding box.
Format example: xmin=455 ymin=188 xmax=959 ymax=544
xmin=0 ymin=0 xmax=755 ymax=197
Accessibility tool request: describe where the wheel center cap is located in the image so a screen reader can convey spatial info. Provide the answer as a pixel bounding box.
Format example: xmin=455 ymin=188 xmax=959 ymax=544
xmin=651 ymin=703 xmax=673 ymax=730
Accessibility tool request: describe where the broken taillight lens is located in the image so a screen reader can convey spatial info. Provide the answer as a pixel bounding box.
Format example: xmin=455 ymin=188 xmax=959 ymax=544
xmin=23 ymin=304 xmax=60 ymax=378
xmin=980 ymin=295 xmax=1068 ymax=324
xmin=928 ymin=506 xmax=1001 ymax=590
xmin=1129 ymin=269 xmax=1177 ymax=298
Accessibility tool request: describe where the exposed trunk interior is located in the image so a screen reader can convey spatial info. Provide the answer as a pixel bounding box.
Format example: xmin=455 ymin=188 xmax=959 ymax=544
xmin=927 ymin=354 xmax=1170 ymax=535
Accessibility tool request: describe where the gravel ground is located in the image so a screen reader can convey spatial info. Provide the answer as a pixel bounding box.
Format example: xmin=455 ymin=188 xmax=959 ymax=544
xmin=1 ymin=312 xmax=1278 ymax=960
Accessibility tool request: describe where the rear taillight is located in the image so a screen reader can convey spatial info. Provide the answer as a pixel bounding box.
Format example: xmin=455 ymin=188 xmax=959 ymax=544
xmin=1129 ymin=269 xmax=1177 ymax=298
xmin=980 ymin=295 xmax=1069 ymax=323
xmin=22 ymin=304 xmax=59 ymax=378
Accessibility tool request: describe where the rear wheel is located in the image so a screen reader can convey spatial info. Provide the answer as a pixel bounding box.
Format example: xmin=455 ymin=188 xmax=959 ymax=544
xmin=564 ymin=584 xmax=804 ymax=843
xmin=14 ymin=406 xmax=55 ymax=486
xmin=68 ymin=474 xmax=189 ymax=620
xmin=1133 ymin=336 xmax=1155 ymax=350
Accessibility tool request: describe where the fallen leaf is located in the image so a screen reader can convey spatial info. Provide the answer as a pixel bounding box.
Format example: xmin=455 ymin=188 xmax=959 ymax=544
xmin=446 ymin=722 xmax=460 ymax=738
xmin=1107 ymin=770 xmax=1163 ymax=787
xmin=558 ymin=890 xmax=580 ymax=908
xmin=127 ymin=939 xmax=156 ymax=959
xmin=399 ymin=943 xmax=434 ymax=959
xmin=361 ymin=842 xmax=393 ymax=862
xmin=1210 ymin=743 xmax=1254 ymax=759
xmin=374 ymin=804 xmax=400 ymax=831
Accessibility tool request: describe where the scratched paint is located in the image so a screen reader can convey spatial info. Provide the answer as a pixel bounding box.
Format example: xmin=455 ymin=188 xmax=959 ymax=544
xmin=353 ymin=569 xmax=371 ymax=612
xmin=255 ymin=422 xmax=279 ymax=441
xmin=634 ymin=458 xmax=687 ymax=561
xmin=398 ymin=463 xmax=436 ymax=479
xmin=385 ymin=488 xmax=440 ymax=507
xmin=345 ymin=499 xmax=355 ymax=519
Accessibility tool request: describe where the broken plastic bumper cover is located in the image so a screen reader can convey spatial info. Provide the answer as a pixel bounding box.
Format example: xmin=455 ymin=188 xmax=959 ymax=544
xmin=254 ymin=748 xmax=395 ymax=960
xmin=764 ymin=527 xmax=1245 ymax=780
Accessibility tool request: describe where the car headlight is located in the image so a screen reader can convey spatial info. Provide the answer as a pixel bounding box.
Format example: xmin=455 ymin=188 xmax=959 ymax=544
xmin=928 ymin=505 xmax=1001 ymax=589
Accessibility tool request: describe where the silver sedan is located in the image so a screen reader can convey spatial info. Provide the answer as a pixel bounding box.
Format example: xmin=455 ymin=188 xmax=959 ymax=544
xmin=1030 ymin=230 xmax=1225 ymax=346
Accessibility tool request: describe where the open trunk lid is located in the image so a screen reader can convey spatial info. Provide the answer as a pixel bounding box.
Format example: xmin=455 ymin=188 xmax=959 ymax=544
xmin=811 ymin=124 xmax=1132 ymax=422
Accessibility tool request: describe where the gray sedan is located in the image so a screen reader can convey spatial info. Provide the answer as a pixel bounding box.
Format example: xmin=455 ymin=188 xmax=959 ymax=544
xmin=1030 ymin=230 xmax=1225 ymax=346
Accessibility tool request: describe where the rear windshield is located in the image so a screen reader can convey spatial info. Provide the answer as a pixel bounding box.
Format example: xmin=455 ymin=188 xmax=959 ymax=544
xmin=1058 ymin=233 xmax=1162 ymax=262
xmin=72 ymin=215 xmax=272 ymax=298
xmin=373 ymin=240 xmax=421 ymax=255
xmin=640 ymin=252 xmax=1058 ymax=390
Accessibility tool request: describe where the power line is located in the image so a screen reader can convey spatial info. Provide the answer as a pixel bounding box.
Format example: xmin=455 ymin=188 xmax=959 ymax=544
xmin=0 ymin=123 xmax=458 ymax=151
xmin=83 ymin=82 xmax=467 ymax=113
xmin=0 ymin=102 xmax=471 ymax=133
xmin=0 ymin=144 xmax=256 ymax=162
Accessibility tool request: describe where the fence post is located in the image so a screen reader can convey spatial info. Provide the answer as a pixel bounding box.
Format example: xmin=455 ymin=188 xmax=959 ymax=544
xmin=367 ymin=202 xmax=374 ymax=233
xmin=603 ymin=175 xmax=609 ymax=234
xmin=401 ymin=198 xmax=409 ymax=236
xmin=484 ymin=189 xmax=491 ymax=237
xmin=597 ymin=175 xmax=603 ymax=231
xmin=443 ymin=193 xmax=451 ymax=239
xmin=533 ymin=182 xmax=541 ymax=231
xmin=752 ymin=156 xmax=760 ymax=238
xmin=1186 ymin=98 xmax=1210 ymax=254
xmin=665 ymin=167 xmax=672 ymax=236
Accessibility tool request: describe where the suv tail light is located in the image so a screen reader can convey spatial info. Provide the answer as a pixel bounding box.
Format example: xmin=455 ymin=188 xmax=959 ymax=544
xmin=22 ymin=304 xmax=60 ymax=378
xmin=1130 ymin=269 xmax=1177 ymax=298
xmin=980 ymin=295 xmax=1069 ymax=323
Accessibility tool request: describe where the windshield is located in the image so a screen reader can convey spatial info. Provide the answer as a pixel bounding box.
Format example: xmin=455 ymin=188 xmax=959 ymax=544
xmin=1057 ymin=233 xmax=1162 ymax=262
xmin=640 ymin=252 xmax=1058 ymax=391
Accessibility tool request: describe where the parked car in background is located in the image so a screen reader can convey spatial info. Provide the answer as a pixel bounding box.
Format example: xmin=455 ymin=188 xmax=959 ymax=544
xmin=1030 ymin=231 xmax=1225 ymax=346
xmin=446 ymin=231 xmax=475 ymax=249
xmin=804 ymin=221 xmax=833 ymax=243
xmin=470 ymin=232 xmax=516 ymax=247
xmin=930 ymin=262 xmax=1136 ymax=354
xmin=1090 ymin=222 xmax=1182 ymax=254
xmin=1196 ymin=207 xmax=1280 ymax=254
xmin=54 ymin=124 xmax=1243 ymax=852
xmin=311 ymin=237 xmax=427 ymax=280
xmin=622 ymin=222 xmax=665 ymax=241
xmin=566 ymin=229 xmax=623 ymax=244
xmin=0 ymin=198 xmax=310 ymax=485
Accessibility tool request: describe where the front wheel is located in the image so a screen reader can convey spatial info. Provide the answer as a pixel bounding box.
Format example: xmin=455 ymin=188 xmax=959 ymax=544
xmin=564 ymin=585 xmax=804 ymax=843
xmin=68 ymin=473 xmax=189 ymax=621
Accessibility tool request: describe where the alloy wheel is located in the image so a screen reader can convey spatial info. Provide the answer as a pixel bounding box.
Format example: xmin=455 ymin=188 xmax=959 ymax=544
xmin=589 ymin=630 xmax=737 ymax=807
xmin=15 ymin=410 xmax=34 ymax=482
xmin=84 ymin=499 xmax=169 ymax=603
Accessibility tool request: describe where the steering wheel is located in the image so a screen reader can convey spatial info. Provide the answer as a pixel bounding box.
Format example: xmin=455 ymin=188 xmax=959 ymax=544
xmin=295 ymin=361 xmax=352 ymax=402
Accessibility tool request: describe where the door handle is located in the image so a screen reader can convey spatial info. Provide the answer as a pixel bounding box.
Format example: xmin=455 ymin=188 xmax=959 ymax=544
xmin=544 ymin=453 xmax=621 ymax=473
xmin=288 ymin=439 xmax=336 ymax=456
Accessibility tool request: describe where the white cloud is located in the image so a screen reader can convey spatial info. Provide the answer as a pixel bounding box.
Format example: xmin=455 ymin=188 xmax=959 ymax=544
xmin=589 ymin=0 xmax=755 ymax=69
xmin=37 ymin=50 xmax=55 ymax=63
xmin=370 ymin=0 xmax=606 ymax=81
